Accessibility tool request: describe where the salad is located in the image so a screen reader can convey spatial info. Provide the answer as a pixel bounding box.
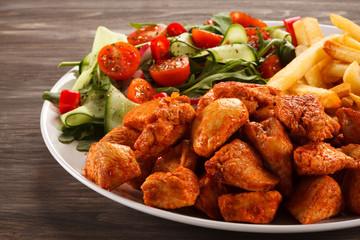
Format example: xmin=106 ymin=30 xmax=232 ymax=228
xmin=42 ymin=12 xmax=298 ymax=150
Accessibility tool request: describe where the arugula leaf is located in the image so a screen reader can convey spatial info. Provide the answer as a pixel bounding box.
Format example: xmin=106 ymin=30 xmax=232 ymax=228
xmin=42 ymin=91 xmax=60 ymax=107
xmin=278 ymin=40 xmax=296 ymax=66
xmin=129 ymin=22 xmax=157 ymax=30
xmin=186 ymin=13 xmax=232 ymax=35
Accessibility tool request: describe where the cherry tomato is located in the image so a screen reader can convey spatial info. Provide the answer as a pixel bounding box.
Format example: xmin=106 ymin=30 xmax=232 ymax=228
xmin=127 ymin=78 xmax=157 ymax=104
xmin=206 ymin=20 xmax=214 ymax=25
xmin=127 ymin=25 xmax=167 ymax=46
xmin=97 ymin=42 xmax=141 ymax=81
xmin=150 ymin=36 xmax=171 ymax=62
xmin=59 ymin=89 xmax=81 ymax=114
xmin=260 ymin=55 xmax=282 ymax=79
xmin=152 ymin=92 xmax=169 ymax=100
xmin=191 ymin=29 xmax=223 ymax=49
xmin=149 ymin=56 xmax=191 ymax=87
xmin=167 ymin=22 xmax=187 ymax=37
xmin=230 ymin=12 xmax=267 ymax=28
xmin=245 ymin=27 xmax=271 ymax=50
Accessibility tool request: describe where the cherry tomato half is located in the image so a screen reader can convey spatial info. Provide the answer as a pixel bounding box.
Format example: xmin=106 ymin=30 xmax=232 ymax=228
xmin=150 ymin=36 xmax=171 ymax=62
xmin=260 ymin=54 xmax=282 ymax=79
xmin=149 ymin=56 xmax=191 ymax=87
xmin=167 ymin=22 xmax=187 ymax=37
xmin=152 ymin=92 xmax=169 ymax=100
xmin=127 ymin=78 xmax=157 ymax=104
xmin=127 ymin=25 xmax=167 ymax=46
xmin=97 ymin=42 xmax=141 ymax=81
xmin=230 ymin=12 xmax=267 ymax=28
xmin=191 ymin=29 xmax=223 ymax=49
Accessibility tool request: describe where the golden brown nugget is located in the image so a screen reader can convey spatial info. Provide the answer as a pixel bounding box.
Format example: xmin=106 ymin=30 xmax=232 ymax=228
xmin=196 ymin=88 xmax=216 ymax=115
xmin=286 ymin=175 xmax=343 ymax=224
xmin=127 ymin=151 xmax=157 ymax=190
xmin=84 ymin=142 xmax=141 ymax=191
xmin=336 ymin=108 xmax=360 ymax=144
xmin=152 ymin=139 xmax=198 ymax=173
xmin=99 ymin=126 xmax=140 ymax=150
xmin=294 ymin=142 xmax=357 ymax=175
xmin=194 ymin=174 xmax=229 ymax=220
xmin=342 ymin=168 xmax=360 ymax=215
xmin=191 ymin=98 xmax=249 ymax=157
xmin=218 ymin=191 xmax=282 ymax=223
xmin=141 ymin=166 xmax=199 ymax=209
xmin=341 ymin=144 xmax=360 ymax=168
xmin=205 ymin=139 xmax=280 ymax=191
xmin=244 ymin=118 xmax=294 ymax=197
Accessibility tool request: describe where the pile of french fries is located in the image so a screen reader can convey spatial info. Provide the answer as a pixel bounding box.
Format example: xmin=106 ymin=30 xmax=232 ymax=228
xmin=267 ymin=14 xmax=360 ymax=110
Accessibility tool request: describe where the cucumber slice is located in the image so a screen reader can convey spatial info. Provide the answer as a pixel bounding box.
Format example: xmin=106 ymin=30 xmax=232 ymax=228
xmin=269 ymin=29 xmax=293 ymax=43
xmin=79 ymin=53 xmax=93 ymax=74
xmin=206 ymin=44 xmax=257 ymax=63
xmin=104 ymin=84 xmax=138 ymax=133
xmin=170 ymin=32 xmax=202 ymax=57
xmin=220 ymin=24 xmax=248 ymax=45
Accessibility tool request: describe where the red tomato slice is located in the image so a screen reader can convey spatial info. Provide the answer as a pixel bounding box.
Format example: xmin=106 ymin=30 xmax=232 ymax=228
xmin=97 ymin=42 xmax=141 ymax=81
xmin=167 ymin=22 xmax=187 ymax=37
xmin=127 ymin=78 xmax=157 ymax=104
xmin=191 ymin=29 xmax=223 ymax=49
xmin=59 ymin=89 xmax=81 ymax=114
xmin=127 ymin=25 xmax=167 ymax=46
xmin=149 ymin=56 xmax=191 ymax=87
xmin=150 ymin=36 xmax=171 ymax=62
xmin=260 ymin=55 xmax=282 ymax=79
xmin=230 ymin=12 xmax=267 ymax=28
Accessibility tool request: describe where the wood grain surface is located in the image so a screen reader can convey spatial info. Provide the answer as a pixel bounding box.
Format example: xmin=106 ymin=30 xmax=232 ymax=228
xmin=1 ymin=0 xmax=360 ymax=239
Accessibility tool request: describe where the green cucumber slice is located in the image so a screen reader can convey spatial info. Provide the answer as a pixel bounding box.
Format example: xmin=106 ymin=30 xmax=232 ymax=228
xmin=206 ymin=44 xmax=257 ymax=63
xmin=170 ymin=33 xmax=202 ymax=57
xmin=220 ymin=23 xmax=248 ymax=45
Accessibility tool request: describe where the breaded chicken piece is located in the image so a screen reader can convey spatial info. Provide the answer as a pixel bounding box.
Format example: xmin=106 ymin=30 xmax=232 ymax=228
xmin=141 ymin=166 xmax=199 ymax=209
xmin=123 ymin=98 xmax=161 ymax=131
xmin=244 ymin=118 xmax=294 ymax=196
xmin=251 ymin=105 xmax=276 ymax=122
xmin=286 ymin=175 xmax=343 ymax=224
xmin=218 ymin=191 xmax=282 ymax=223
xmin=191 ymin=98 xmax=249 ymax=157
xmin=152 ymin=139 xmax=198 ymax=173
xmin=341 ymin=144 xmax=360 ymax=168
xmin=205 ymin=139 xmax=280 ymax=191
xmin=196 ymin=88 xmax=216 ymax=115
xmin=294 ymin=142 xmax=357 ymax=175
xmin=84 ymin=142 xmax=141 ymax=191
xmin=194 ymin=174 xmax=229 ymax=220
xmin=212 ymin=81 xmax=281 ymax=115
xmin=127 ymin=151 xmax=157 ymax=190
xmin=342 ymin=168 xmax=360 ymax=215
xmin=99 ymin=126 xmax=140 ymax=150
xmin=336 ymin=108 xmax=360 ymax=144
xmin=275 ymin=93 xmax=339 ymax=142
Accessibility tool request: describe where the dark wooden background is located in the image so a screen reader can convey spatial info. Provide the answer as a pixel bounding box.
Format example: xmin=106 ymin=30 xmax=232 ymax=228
xmin=1 ymin=0 xmax=360 ymax=239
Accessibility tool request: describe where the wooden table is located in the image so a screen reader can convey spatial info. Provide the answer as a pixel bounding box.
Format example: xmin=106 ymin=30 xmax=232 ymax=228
xmin=1 ymin=0 xmax=360 ymax=239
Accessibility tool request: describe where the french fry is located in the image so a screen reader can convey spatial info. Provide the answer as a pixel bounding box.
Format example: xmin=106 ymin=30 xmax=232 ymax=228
xmin=295 ymin=45 xmax=309 ymax=56
xmin=330 ymin=82 xmax=351 ymax=98
xmin=302 ymin=17 xmax=324 ymax=45
xmin=323 ymin=40 xmax=360 ymax=63
xmin=293 ymin=20 xmax=309 ymax=46
xmin=350 ymin=93 xmax=360 ymax=108
xmin=267 ymin=34 xmax=340 ymax=91
xmin=316 ymin=55 xmax=333 ymax=71
xmin=321 ymin=61 xmax=349 ymax=78
xmin=304 ymin=65 xmax=327 ymax=88
xmin=341 ymin=96 xmax=354 ymax=108
xmin=343 ymin=61 xmax=360 ymax=95
xmin=289 ymin=83 xmax=342 ymax=108
xmin=330 ymin=13 xmax=360 ymax=42
xmin=342 ymin=32 xmax=360 ymax=51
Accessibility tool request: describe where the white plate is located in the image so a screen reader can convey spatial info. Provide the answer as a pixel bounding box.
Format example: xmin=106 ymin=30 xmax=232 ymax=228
xmin=40 ymin=22 xmax=360 ymax=233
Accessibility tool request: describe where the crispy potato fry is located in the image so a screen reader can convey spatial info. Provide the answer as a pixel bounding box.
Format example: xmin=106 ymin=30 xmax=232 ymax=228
xmin=295 ymin=45 xmax=309 ymax=56
xmin=343 ymin=61 xmax=360 ymax=95
xmin=267 ymin=34 xmax=340 ymax=91
xmin=305 ymin=65 xmax=327 ymax=88
xmin=293 ymin=20 xmax=309 ymax=46
xmin=330 ymin=13 xmax=360 ymax=42
xmin=330 ymin=82 xmax=351 ymax=98
xmin=302 ymin=17 xmax=324 ymax=45
xmin=289 ymin=83 xmax=342 ymax=108
xmin=323 ymin=40 xmax=360 ymax=63
xmin=316 ymin=55 xmax=333 ymax=71
xmin=342 ymin=32 xmax=360 ymax=50
xmin=350 ymin=93 xmax=360 ymax=108
xmin=341 ymin=95 xmax=354 ymax=108
xmin=321 ymin=61 xmax=349 ymax=78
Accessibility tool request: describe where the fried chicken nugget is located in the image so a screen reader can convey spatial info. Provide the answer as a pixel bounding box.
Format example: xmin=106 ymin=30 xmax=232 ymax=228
xmin=342 ymin=168 xmax=360 ymax=215
xmin=127 ymin=151 xmax=157 ymax=190
xmin=152 ymin=139 xmax=198 ymax=173
xmin=336 ymin=108 xmax=360 ymax=144
xmin=286 ymin=175 xmax=343 ymax=224
xmin=194 ymin=174 xmax=229 ymax=220
xmin=244 ymin=118 xmax=294 ymax=196
xmin=218 ymin=191 xmax=282 ymax=223
xmin=191 ymin=98 xmax=249 ymax=157
xmin=294 ymin=142 xmax=357 ymax=175
xmin=84 ymin=142 xmax=141 ymax=191
xmin=141 ymin=166 xmax=199 ymax=209
xmin=99 ymin=126 xmax=140 ymax=150
xmin=205 ymin=139 xmax=280 ymax=191
xmin=341 ymin=144 xmax=360 ymax=168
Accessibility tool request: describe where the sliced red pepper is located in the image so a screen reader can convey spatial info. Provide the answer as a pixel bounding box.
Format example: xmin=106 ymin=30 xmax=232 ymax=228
xmin=59 ymin=89 xmax=81 ymax=114
xmin=152 ymin=92 xmax=169 ymax=100
xmin=283 ymin=16 xmax=301 ymax=46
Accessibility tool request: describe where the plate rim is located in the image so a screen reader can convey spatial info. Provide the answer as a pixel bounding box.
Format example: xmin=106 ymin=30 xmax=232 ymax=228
xmin=40 ymin=22 xmax=360 ymax=233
